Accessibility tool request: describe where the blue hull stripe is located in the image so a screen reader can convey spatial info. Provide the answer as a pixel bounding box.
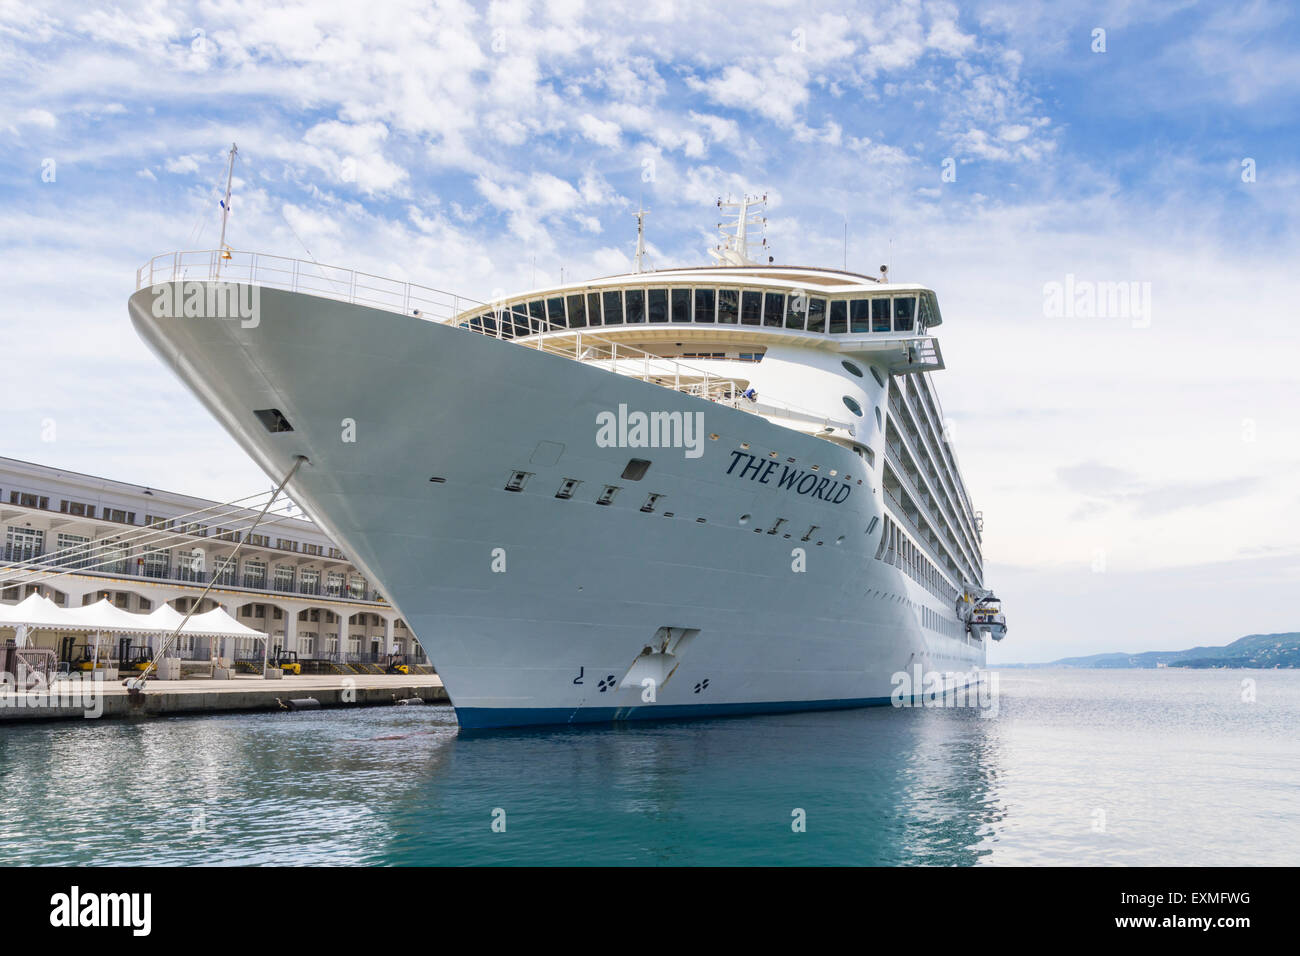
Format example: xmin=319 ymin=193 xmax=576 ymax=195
xmin=455 ymin=695 xmax=899 ymax=730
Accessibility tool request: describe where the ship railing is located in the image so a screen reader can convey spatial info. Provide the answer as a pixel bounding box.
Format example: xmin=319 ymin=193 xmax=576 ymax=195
xmin=136 ymin=250 xmax=471 ymax=323
xmin=136 ymin=250 xmax=848 ymax=436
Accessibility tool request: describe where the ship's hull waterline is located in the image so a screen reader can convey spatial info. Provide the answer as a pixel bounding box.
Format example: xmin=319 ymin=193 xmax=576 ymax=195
xmin=128 ymin=282 xmax=984 ymax=729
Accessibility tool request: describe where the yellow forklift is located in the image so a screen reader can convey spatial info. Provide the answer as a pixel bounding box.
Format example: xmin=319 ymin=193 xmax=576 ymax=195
xmin=117 ymin=637 xmax=152 ymax=673
xmin=272 ymin=647 xmax=302 ymax=675
xmin=385 ymin=653 xmax=410 ymax=675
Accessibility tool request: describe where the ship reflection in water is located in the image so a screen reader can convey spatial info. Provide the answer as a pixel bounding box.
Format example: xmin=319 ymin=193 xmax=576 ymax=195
xmin=1 ymin=669 xmax=1297 ymax=866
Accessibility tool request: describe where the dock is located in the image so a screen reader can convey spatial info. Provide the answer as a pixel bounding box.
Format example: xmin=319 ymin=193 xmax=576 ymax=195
xmin=0 ymin=673 xmax=447 ymax=722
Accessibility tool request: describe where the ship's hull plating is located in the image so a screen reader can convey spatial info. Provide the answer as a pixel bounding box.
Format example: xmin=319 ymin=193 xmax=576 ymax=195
xmin=128 ymin=283 xmax=985 ymax=729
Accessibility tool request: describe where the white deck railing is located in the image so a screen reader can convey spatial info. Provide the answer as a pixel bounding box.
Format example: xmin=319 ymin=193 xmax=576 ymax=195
xmin=137 ymin=250 xmax=849 ymax=431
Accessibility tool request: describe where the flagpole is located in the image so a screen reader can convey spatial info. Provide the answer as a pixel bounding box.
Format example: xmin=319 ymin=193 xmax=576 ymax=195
xmin=216 ymin=142 xmax=237 ymax=277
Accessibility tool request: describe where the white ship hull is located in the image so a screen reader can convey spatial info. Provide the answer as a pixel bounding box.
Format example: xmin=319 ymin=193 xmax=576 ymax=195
xmin=128 ymin=283 xmax=985 ymax=728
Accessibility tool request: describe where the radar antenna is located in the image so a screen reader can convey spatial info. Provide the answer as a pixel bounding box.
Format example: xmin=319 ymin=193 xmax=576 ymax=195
xmin=710 ymin=193 xmax=771 ymax=266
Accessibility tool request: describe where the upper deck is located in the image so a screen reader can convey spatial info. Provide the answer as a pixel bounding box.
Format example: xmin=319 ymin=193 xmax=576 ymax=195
xmin=452 ymin=265 xmax=943 ymax=367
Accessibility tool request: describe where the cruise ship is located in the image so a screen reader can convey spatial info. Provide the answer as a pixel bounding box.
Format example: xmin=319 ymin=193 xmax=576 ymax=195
xmin=127 ymin=196 xmax=1006 ymax=728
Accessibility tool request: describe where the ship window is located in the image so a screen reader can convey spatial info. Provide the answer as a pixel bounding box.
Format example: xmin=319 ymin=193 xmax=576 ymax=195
xmin=872 ymin=298 xmax=891 ymax=332
xmin=480 ymin=313 xmax=497 ymax=336
xmin=738 ymin=290 xmax=761 ymax=325
xmin=829 ymin=300 xmax=848 ymax=334
xmin=621 ymin=458 xmax=651 ymax=481
xmin=603 ymin=290 xmax=624 ymax=325
xmin=874 ymin=406 xmax=882 ymax=429
xmin=648 ymin=288 xmax=668 ymax=323
xmin=694 ymin=287 xmax=716 ymax=323
xmin=670 ymin=288 xmax=691 ymax=322
xmin=784 ymin=293 xmax=807 ymax=330
xmin=640 ymin=493 xmax=663 ymax=513
xmin=918 ymin=294 xmax=933 ymax=333
xmin=842 ymin=396 xmax=864 ymax=416
xmin=806 ymin=297 xmax=827 ymax=333
xmin=555 ymin=478 xmax=580 ymax=499
xmin=717 ymin=288 xmax=739 ymax=324
xmin=528 ymin=300 xmax=546 ymax=333
xmin=505 ymin=471 xmax=532 ymax=492
xmin=893 ymin=296 xmax=916 ymax=332
xmin=596 ymin=485 xmax=620 ymax=506
xmin=625 ymin=288 xmax=645 ymax=323
xmin=505 ymin=306 xmax=527 ymax=337
xmin=763 ymin=292 xmax=784 ymax=327
xmin=850 ymin=299 xmax=871 ymax=333
xmin=586 ymin=292 xmax=602 ymax=326
xmin=566 ymin=294 xmax=587 ymax=328
xmin=547 ymin=297 xmax=566 ymax=328
xmin=841 ymin=360 xmax=863 ymax=377
xmin=870 ymin=366 xmax=885 ymax=387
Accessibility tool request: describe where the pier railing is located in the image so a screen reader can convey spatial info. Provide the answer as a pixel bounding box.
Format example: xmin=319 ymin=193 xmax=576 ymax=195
xmin=137 ymin=251 xmax=848 ymax=432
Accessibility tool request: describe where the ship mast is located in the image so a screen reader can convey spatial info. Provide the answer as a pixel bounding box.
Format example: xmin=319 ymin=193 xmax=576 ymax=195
xmin=216 ymin=142 xmax=237 ymax=277
xmin=633 ymin=206 xmax=649 ymax=273
xmin=710 ymin=193 xmax=769 ymax=266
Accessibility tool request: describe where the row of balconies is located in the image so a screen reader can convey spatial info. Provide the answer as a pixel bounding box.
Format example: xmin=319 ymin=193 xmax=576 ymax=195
xmin=1 ymin=545 xmax=386 ymax=604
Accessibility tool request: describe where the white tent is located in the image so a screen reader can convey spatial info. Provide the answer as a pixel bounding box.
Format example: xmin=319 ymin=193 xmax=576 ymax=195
xmin=0 ymin=595 xmax=269 ymax=670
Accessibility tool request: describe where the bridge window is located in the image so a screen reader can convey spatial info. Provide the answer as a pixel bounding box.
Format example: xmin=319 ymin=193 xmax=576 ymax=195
xmin=512 ymin=306 xmax=528 ymax=334
xmin=547 ymin=297 xmax=566 ymax=328
xmin=872 ymin=298 xmax=891 ymax=332
xmin=806 ymin=297 xmax=827 ymax=333
xmin=829 ymin=299 xmax=848 ymax=334
xmin=648 ymin=288 xmax=668 ymax=323
xmin=894 ymin=296 xmax=916 ymax=332
xmin=718 ymin=288 xmax=739 ymax=324
xmin=918 ymin=294 xmax=933 ymax=333
xmin=566 ymin=294 xmax=587 ymax=328
xmin=671 ymin=288 xmax=691 ymax=322
xmin=784 ymin=294 xmax=806 ymax=330
xmin=850 ymin=299 xmax=870 ymax=333
xmin=763 ymin=292 xmax=784 ymax=327
xmin=528 ymin=300 xmax=546 ymax=333
xmin=586 ymin=292 xmax=602 ymax=326
xmin=625 ymin=288 xmax=645 ymax=323
xmin=741 ymin=290 xmax=762 ymax=325
xmin=603 ymin=290 xmax=624 ymax=325
xmin=695 ymin=287 xmax=716 ymax=323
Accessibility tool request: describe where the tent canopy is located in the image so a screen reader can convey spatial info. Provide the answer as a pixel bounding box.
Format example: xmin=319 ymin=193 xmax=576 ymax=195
xmin=0 ymin=595 xmax=268 ymax=639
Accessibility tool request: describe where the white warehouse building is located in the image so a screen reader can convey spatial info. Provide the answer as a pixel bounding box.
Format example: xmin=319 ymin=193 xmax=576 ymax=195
xmin=0 ymin=456 xmax=427 ymax=668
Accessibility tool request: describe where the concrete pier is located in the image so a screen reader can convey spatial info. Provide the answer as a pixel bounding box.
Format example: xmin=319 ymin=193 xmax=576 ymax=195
xmin=0 ymin=673 xmax=447 ymax=722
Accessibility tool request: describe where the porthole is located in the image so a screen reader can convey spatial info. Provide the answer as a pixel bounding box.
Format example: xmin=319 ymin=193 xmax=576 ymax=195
xmin=739 ymin=514 xmax=751 ymax=525
xmin=874 ymin=407 xmax=882 ymax=429
xmin=842 ymin=396 xmax=864 ymax=417
xmin=870 ymin=366 xmax=885 ymax=388
xmin=841 ymin=360 xmax=863 ymax=378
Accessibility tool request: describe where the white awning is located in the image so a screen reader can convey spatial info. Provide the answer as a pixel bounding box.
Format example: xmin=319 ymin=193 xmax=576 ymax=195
xmin=0 ymin=595 xmax=268 ymax=640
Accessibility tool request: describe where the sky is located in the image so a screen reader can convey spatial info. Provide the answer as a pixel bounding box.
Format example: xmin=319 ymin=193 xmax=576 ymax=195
xmin=1 ymin=0 xmax=1297 ymax=662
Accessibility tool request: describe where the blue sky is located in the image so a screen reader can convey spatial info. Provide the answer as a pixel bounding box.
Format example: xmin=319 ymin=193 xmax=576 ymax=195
xmin=2 ymin=0 xmax=1298 ymax=661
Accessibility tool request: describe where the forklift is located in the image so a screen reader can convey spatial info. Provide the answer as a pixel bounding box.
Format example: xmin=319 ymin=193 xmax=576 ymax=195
xmin=117 ymin=637 xmax=152 ymax=673
xmin=385 ymin=653 xmax=410 ymax=675
xmin=271 ymin=646 xmax=302 ymax=675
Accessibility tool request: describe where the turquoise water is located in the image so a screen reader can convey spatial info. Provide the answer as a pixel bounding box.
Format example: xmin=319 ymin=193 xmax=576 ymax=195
xmin=1 ymin=669 xmax=1297 ymax=865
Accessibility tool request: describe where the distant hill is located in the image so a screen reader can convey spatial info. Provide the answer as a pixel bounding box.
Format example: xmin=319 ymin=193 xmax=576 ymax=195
xmin=1004 ymin=633 xmax=1300 ymax=669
